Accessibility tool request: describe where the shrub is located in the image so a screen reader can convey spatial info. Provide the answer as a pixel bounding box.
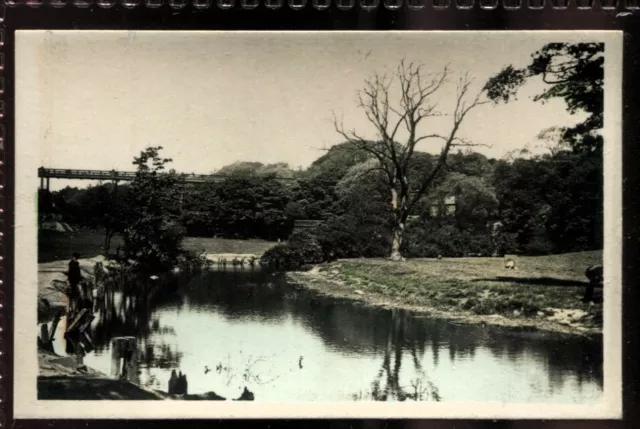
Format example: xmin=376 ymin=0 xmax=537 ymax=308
xmin=125 ymin=219 xmax=186 ymax=272
xmin=403 ymin=224 xmax=496 ymax=258
xmin=261 ymin=230 xmax=324 ymax=271
xmin=315 ymin=218 xmax=391 ymax=260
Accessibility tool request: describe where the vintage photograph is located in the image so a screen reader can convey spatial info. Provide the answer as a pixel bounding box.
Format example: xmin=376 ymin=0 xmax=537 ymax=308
xmin=14 ymin=30 xmax=622 ymax=418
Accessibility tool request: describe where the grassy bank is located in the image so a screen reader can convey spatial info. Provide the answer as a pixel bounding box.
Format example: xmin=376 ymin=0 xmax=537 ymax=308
xmin=288 ymin=251 xmax=603 ymax=336
xmin=39 ymin=229 xmax=277 ymax=263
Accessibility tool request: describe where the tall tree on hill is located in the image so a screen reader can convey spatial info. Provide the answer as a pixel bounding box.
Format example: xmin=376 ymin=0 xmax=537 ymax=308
xmin=334 ymin=60 xmax=487 ymax=261
xmin=484 ymin=43 xmax=604 ymax=154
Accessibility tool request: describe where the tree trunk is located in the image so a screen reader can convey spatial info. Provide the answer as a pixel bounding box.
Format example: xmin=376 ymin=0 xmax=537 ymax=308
xmin=389 ymin=187 xmax=406 ymax=261
xmin=390 ymin=222 xmax=405 ymax=261
xmin=104 ymin=229 xmax=114 ymax=255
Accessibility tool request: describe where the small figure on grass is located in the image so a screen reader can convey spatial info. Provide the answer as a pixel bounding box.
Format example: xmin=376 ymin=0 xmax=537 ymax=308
xmin=504 ymin=258 xmax=517 ymax=270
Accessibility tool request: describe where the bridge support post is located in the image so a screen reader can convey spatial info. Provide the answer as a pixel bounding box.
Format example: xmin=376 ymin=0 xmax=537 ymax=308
xmin=46 ymin=177 xmax=50 ymax=191
xmin=110 ymin=336 xmax=138 ymax=384
xmin=40 ymin=177 xmax=44 ymax=190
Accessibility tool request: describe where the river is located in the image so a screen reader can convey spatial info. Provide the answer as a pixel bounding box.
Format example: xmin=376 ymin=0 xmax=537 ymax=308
xmin=51 ymin=268 xmax=603 ymax=403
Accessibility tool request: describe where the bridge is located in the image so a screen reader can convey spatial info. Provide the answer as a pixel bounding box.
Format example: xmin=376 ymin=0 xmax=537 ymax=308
xmin=37 ymin=167 xmax=294 ymax=190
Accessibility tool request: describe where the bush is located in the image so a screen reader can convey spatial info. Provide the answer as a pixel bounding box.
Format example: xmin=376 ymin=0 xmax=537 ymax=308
xmin=124 ymin=219 xmax=186 ymax=272
xmin=403 ymin=224 xmax=495 ymax=258
xmin=315 ymin=218 xmax=391 ymax=260
xmin=522 ymin=235 xmax=555 ymax=255
xmin=261 ymin=230 xmax=324 ymax=271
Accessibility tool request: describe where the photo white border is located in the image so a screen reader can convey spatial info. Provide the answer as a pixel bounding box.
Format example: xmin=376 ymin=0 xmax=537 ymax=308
xmin=13 ymin=29 xmax=623 ymax=419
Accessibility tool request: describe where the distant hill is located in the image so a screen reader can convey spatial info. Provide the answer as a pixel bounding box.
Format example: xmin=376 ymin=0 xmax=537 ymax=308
xmin=216 ymin=162 xmax=295 ymax=179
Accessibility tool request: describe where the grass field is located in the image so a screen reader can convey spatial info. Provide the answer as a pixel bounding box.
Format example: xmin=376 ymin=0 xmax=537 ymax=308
xmin=290 ymin=251 xmax=604 ymax=333
xmin=343 ymin=252 xmax=600 ymax=316
xmin=38 ymin=230 xmax=278 ymax=263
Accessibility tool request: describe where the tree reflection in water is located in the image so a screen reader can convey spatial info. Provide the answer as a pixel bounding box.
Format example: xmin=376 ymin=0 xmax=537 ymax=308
xmin=78 ymin=269 xmax=602 ymax=401
xmin=366 ymin=308 xmax=441 ymax=402
xmin=89 ymin=275 xmax=186 ymax=378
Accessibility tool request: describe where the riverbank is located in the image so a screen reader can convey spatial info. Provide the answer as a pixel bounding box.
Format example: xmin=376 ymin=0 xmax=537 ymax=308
xmin=38 ymin=349 xmax=239 ymax=400
xmin=38 ymin=349 xmax=166 ymax=400
xmin=37 ymin=256 xmax=169 ymax=400
xmin=287 ymin=251 xmax=603 ymax=337
xmin=37 ymin=254 xmax=254 ymax=400
xmin=39 ymin=229 xmax=277 ymax=263
xmin=38 ymin=255 xmax=106 ymax=323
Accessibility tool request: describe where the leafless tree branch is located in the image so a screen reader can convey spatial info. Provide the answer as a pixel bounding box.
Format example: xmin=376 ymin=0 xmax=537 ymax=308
xmin=334 ymin=60 xmax=488 ymax=259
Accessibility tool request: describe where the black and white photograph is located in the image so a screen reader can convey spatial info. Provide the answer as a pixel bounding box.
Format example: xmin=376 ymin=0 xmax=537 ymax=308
xmin=13 ymin=30 xmax=622 ymax=419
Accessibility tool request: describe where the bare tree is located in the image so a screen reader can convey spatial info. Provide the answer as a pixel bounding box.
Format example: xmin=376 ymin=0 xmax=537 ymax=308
xmin=334 ymin=60 xmax=488 ymax=261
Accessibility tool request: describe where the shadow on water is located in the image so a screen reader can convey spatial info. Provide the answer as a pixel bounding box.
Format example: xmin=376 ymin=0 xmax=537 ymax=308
xmin=67 ymin=268 xmax=602 ymax=402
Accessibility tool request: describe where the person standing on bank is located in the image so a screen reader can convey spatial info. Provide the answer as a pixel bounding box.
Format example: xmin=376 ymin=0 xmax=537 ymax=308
xmin=67 ymin=252 xmax=82 ymax=310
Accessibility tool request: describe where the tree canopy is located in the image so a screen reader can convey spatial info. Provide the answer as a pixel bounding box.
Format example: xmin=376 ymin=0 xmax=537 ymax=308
xmin=484 ymin=42 xmax=604 ymax=154
xmin=124 ymin=146 xmax=185 ymax=271
xmin=334 ymin=60 xmax=487 ymax=260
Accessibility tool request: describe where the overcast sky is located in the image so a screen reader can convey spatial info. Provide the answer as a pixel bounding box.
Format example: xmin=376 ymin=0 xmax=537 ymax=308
xmin=17 ymin=30 xmax=596 ymax=190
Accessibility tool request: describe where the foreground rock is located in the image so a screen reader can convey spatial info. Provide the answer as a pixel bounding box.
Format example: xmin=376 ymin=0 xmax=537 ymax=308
xmin=38 ymin=376 xmax=165 ymax=400
xmin=38 ymin=350 xmax=164 ymax=400
xmin=39 ymin=350 xmax=251 ymax=401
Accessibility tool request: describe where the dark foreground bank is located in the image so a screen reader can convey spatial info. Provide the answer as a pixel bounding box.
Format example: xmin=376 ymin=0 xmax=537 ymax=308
xmin=38 ymin=350 xmax=255 ymax=400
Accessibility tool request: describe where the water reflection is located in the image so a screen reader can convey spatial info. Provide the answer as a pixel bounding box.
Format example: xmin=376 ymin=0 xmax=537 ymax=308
xmin=53 ymin=269 xmax=603 ymax=403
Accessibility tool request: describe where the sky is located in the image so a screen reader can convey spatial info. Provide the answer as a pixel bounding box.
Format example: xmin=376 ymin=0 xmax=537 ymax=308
xmin=17 ymin=30 xmax=595 ymax=191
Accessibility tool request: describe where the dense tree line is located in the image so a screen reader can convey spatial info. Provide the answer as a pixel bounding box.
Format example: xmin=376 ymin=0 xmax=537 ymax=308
xmin=40 ymin=143 xmax=602 ymax=262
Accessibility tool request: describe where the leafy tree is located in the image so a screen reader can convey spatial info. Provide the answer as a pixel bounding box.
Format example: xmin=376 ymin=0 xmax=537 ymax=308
xmin=124 ymin=146 xmax=185 ymax=271
xmin=39 ymin=183 xmax=130 ymax=254
xmin=403 ymin=170 xmax=499 ymax=258
xmin=492 ymin=151 xmax=602 ymax=254
xmin=43 ymin=186 xmax=84 ymax=224
xmin=211 ymin=175 xmax=291 ymax=240
xmin=484 ymin=43 xmax=604 ymax=154
xmin=334 ymin=60 xmax=487 ymax=260
xmin=446 ymin=150 xmax=494 ymax=179
xmin=305 ymin=142 xmax=371 ymax=180
xmin=436 ymin=172 xmax=499 ymax=231
xmin=179 ymin=183 xmax=219 ymax=237
xmin=286 ymin=143 xmax=372 ymax=222
xmin=261 ymin=230 xmax=324 ymax=271
xmin=323 ymin=160 xmax=393 ymax=258
xmin=89 ymin=184 xmax=130 ymax=254
xmin=286 ymin=176 xmax=340 ymax=221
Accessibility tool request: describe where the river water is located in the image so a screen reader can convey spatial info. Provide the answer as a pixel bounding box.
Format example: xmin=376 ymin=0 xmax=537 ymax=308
xmin=52 ymin=268 xmax=603 ymax=403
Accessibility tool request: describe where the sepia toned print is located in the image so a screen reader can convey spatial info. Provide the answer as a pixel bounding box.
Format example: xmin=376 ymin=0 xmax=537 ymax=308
xmin=14 ymin=30 xmax=622 ymax=419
